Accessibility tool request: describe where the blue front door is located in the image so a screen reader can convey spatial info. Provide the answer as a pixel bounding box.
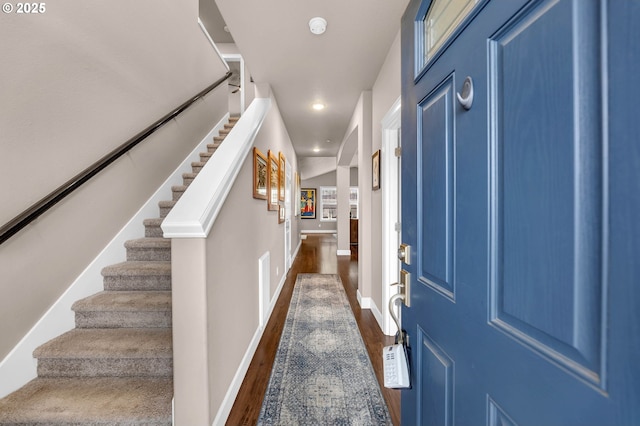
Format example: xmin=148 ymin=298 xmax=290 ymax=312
xmin=400 ymin=0 xmax=640 ymax=424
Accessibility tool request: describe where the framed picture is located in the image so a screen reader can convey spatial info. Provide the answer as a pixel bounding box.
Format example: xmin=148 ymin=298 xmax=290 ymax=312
xmin=294 ymin=172 xmax=300 ymax=216
xmin=372 ymin=149 xmax=381 ymax=190
xmin=300 ymin=188 xmax=316 ymax=219
xmin=267 ymin=150 xmax=279 ymax=211
xmin=252 ymin=147 xmax=268 ymax=200
xmin=278 ymin=152 xmax=286 ymax=201
xmin=278 ymin=203 xmax=285 ymax=223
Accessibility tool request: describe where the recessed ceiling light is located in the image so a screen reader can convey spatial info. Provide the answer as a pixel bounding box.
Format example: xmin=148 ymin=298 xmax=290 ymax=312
xmin=325 ymin=139 xmax=332 ymax=143
xmin=309 ymin=17 xmax=327 ymax=35
xmin=312 ymin=103 xmax=325 ymax=111
xmin=313 ymin=147 xmax=321 ymax=153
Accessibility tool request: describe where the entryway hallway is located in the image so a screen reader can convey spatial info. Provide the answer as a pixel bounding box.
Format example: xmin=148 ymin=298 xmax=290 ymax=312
xmin=227 ymin=234 xmax=400 ymax=425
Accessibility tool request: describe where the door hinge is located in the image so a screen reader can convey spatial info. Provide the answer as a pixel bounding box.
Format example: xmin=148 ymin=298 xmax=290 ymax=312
xmin=395 ymin=222 xmax=401 ymax=232
xmin=395 ymin=147 xmax=402 ymax=157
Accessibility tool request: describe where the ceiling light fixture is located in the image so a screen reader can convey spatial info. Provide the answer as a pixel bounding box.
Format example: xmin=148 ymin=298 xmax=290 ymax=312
xmin=312 ymin=103 xmax=325 ymax=111
xmin=313 ymin=147 xmax=321 ymax=153
xmin=309 ymin=17 xmax=327 ymax=35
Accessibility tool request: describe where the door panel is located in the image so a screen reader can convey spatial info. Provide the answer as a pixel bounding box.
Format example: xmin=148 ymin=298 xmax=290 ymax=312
xmin=418 ymin=76 xmax=455 ymax=298
xmin=488 ymin=0 xmax=604 ymax=384
xmin=400 ymin=0 xmax=640 ymax=424
xmin=416 ymin=327 xmax=454 ymax=426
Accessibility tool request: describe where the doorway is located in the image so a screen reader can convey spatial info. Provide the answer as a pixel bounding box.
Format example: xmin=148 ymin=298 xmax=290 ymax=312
xmin=381 ymin=97 xmax=401 ymax=336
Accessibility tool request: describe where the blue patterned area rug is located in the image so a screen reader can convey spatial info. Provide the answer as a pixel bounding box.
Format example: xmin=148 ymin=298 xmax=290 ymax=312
xmin=258 ymin=273 xmax=392 ymax=425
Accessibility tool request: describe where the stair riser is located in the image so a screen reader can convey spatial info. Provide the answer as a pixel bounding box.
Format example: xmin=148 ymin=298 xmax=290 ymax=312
xmin=183 ymin=176 xmax=194 ymax=185
xmin=199 ymin=153 xmax=212 ymax=162
xmin=75 ymin=311 xmax=172 ymax=329
xmin=172 ymin=190 xmax=184 ymax=201
xmin=37 ymin=358 xmax=172 ymax=378
xmin=159 ymin=206 xmax=172 ymax=218
xmin=145 ymin=225 xmax=163 ymax=238
xmin=104 ymin=276 xmax=171 ymax=292
xmin=126 ymin=247 xmax=170 ymax=262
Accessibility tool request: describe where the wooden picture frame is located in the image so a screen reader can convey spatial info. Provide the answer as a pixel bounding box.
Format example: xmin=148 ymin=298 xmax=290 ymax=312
xmin=278 ymin=152 xmax=286 ymax=201
xmin=252 ymin=147 xmax=268 ymax=200
xmin=372 ymin=149 xmax=381 ymax=190
xmin=278 ymin=203 xmax=285 ymax=223
xmin=294 ymin=172 xmax=300 ymax=216
xmin=267 ymin=150 xmax=280 ymax=211
xmin=300 ymin=188 xmax=316 ymax=219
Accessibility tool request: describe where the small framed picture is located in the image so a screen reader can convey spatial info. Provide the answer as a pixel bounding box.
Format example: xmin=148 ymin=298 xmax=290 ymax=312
xmin=294 ymin=172 xmax=300 ymax=216
xmin=252 ymin=147 xmax=268 ymax=200
xmin=372 ymin=149 xmax=381 ymax=191
xmin=267 ymin=150 xmax=279 ymax=211
xmin=279 ymin=152 xmax=286 ymax=201
xmin=300 ymin=188 xmax=316 ymax=219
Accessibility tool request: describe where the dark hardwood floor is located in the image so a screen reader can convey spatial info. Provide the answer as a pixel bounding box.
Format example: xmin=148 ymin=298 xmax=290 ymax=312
xmin=226 ymin=234 xmax=400 ymax=425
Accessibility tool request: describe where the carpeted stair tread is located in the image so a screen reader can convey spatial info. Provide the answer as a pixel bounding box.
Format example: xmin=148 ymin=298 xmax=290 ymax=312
xmin=102 ymin=261 xmax=171 ymax=277
xmin=207 ymin=142 xmax=221 ymax=152
xmin=72 ymin=291 xmax=172 ymax=329
xmin=102 ymin=261 xmax=171 ymax=291
xmin=158 ymin=200 xmax=177 ymax=217
xmin=124 ymin=237 xmax=170 ymax=249
xmin=182 ymin=172 xmax=198 ymax=185
xmin=199 ymin=152 xmax=213 ymax=162
xmin=34 ymin=328 xmax=172 ymax=359
xmin=172 ymin=185 xmax=188 ymax=201
xmin=213 ymin=136 xmax=225 ymax=143
xmin=143 ymin=217 xmax=164 ymax=237
xmin=125 ymin=237 xmax=171 ymax=261
xmin=191 ymin=161 xmax=206 ymax=173
xmin=158 ymin=200 xmax=177 ymax=209
xmin=143 ymin=217 xmax=163 ymax=227
xmin=0 ymin=377 xmax=172 ymax=425
xmin=73 ymin=291 xmax=171 ymax=313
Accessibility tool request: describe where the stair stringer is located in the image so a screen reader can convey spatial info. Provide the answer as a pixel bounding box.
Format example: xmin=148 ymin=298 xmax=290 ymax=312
xmin=0 ymin=112 xmax=230 ymax=399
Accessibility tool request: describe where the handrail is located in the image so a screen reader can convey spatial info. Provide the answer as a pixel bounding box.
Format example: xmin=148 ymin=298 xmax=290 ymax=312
xmin=0 ymin=71 xmax=232 ymax=245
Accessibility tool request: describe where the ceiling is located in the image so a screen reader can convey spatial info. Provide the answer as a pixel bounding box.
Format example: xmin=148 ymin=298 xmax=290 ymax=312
xmin=210 ymin=0 xmax=409 ymax=159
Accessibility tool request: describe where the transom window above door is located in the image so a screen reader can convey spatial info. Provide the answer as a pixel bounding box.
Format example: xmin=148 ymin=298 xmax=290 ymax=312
xmin=418 ymin=0 xmax=479 ymax=71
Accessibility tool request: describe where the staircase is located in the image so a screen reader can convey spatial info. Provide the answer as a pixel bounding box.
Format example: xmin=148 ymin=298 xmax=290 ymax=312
xmin=0 ymin=116 xmax=239 ymax=425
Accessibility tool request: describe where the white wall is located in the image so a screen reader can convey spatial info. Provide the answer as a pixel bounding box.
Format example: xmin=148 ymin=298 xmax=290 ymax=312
xmin=0 ymin=0 xmax=229 ymax=360
xmin=370 ymin=31 xmax=402 ymax=315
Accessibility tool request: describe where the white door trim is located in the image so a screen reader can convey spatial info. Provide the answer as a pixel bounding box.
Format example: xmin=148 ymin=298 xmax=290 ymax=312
xmin=381 ymin=97 xmax=401 ymax=336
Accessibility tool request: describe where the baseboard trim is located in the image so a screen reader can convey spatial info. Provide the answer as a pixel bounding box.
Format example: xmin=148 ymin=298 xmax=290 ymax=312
xmin=0 ymin=114 xmax=230 ymax=399
xmin=300 ymin=230 xmax=336 ymax=234
xmin=213 ymin=263 xmax=288 ymax=425
xmin=292 ymin=239 xmax=302 ymax=260
xmin=357 ymin=293 xmax=384 ymax=332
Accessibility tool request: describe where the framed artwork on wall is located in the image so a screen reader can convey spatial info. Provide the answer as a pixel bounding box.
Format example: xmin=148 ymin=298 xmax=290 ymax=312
xmin=252 ymin=147 xmax=268 ymax=200
xmin=294 ymin=172 xmax=300 ymax=216
xmin=278 ymin=152 xmax=286 ymax=201
xmin=267 ymin=150 xmax=279 ymax=211
xmin=372 ymin=149 xmax=381 ymax=190
xmin=300 ymin=188 xmax=316 ymax=219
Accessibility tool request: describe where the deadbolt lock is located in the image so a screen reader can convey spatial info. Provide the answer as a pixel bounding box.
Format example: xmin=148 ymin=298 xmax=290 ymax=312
xmin=398 ymin=243 xmax=411 ymax=265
